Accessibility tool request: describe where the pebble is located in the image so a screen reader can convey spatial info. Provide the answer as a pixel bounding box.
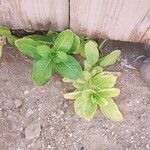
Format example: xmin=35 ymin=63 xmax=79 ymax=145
xmin=14 ymin=99 xmax=23 ymax=108
xmin=140 ymin=57 xmax=150 ymax=87
xmin=25 ymin=122 xmax=41 ymax=139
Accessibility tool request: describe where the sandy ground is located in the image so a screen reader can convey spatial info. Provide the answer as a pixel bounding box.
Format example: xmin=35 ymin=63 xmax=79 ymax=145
xmin=0 ymin=41 xmax=150 ymax=150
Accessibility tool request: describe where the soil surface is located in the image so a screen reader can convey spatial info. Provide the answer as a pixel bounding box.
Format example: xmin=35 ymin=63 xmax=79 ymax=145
xmin=0 ymin=41 xmax=150 ymax=150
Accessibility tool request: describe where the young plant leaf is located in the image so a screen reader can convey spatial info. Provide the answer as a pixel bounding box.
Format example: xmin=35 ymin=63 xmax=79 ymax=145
xmin=94 ymin=95 xmax=108 ymax=106
xmin=92 ymin=74 xmax=117 ymax=89
xmin=32 ymin=58 xmax=53 ymax=85
xmin=25 ymin=34 xmax=53 ymax=45
xmin=85 ymin=41 xmax=99 ymax=66
xmin=55 ymin=55 xmax=82 ymax=80
xmin=56 ymin=51 xmax=68 ymax=62
xmin=99 ymin=50 xmax=121 ymax=67
xmin=15 ymin=38 xmax=41 ymax=59
xmin=74 ymin=98 xmax=84 ymax=118
xmin=54 ymin=29 xmax=74 ymax=52
xmin=68 ymin=34 xmax=80 ymax=54
xmin=83 ymin=97 xmax=97 ymax=121
xmin=100 ymin=98 xmax=123 ymax=121
xmin=0 ymin=26 xmax=11 ymax=37
xmin=99 ymin=88 xmax=120 ymax=98
xmin=64 ymin=91 xmax=81 ymax=100
xmin=37 ymin=45 xmax=51 ymax=57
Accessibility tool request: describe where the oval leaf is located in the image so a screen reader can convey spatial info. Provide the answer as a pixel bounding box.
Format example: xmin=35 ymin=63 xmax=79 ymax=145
xmin=100 ymin=98 xmax=123 ymax=121
xmin=85 ymin=41 xmax=99 ymax=66
xmin=0 ymin=26 xmax=11 ymax=37
xmin=64 ymin=91 xmax=81 ymax=100
xmin=99 ymin=50 xmax=121 ymax=67
xmin=55 ymin=55 xmax=82 ymax=80
xmin=54 ymin=29 xmax=74 ymax=52
xmin=37 ymin=45 xmax=51 ymax=57
xmin=99 ymin=88 xmax=120 ymax=98
xmin=92 ymin=74 xmax=117 ymax=89
xmin=15 ymin=38 xmax=41 ymax=59
xmin=32 ymin=58 xmax=53 ymax=85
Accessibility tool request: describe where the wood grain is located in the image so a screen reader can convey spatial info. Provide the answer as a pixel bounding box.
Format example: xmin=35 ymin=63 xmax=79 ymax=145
xmin=70 ymin=0 xmax=150 ymax=44
xmin=0 ymin=0 xmax=69 ymax=31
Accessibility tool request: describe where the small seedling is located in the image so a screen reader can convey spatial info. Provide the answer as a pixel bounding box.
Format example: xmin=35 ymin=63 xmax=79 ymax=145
xmin=0 ymin=26 xmax=17 ymax=58
xmin=63 ymin=41 xmax=123 ymax=121
xmin=15 ymin=29 xmax=82 ymax=85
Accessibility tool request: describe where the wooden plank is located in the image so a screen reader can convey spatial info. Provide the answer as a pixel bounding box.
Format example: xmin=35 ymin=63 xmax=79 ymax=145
xmin=0 ymin=0 xmax=69 ymax=31
xmin=70 ymin=0 xmax=150 ymax=44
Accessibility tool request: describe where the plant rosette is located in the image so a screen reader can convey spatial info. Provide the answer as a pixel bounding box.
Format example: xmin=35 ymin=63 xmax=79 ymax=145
xmin=64 ymin=41 xmax=123 ymax=121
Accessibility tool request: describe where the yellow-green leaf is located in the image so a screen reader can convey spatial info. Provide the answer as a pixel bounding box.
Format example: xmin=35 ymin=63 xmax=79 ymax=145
xmin=64 ymin=91 xmax=81 ymax=100
xmin=100 ymin=98 xmax=123 ymax=121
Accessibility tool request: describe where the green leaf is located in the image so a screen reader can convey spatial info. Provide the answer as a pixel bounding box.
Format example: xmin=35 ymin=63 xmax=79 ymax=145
xmin=7 ymin=35 xmax=18 ymax=46
xmin=92 ymin=74 xmax=117 ymax=89
xmin=85 ymin=41 xmax=99 ymax=66
xmin=94 ymin=95 xmax=108 ymax=106
xmin=32 ymin=58 xmax=53 ymax=85
xmin=56 ymin=51 xmax=68 ymax=62
xmin=83 ymin=97 xmax=97 ymax=121
xmin=91 ymin=66 xmax=103 ymax=76
xmin=74 ymin=97 xmax=97 ymax=120
xmin=64 ymin=91 xmax=81 ymax=100
xmin=99 ymin=88 xmax=120 ymax=98
xmin=15 ymin=38 xmax=41 ymax=59
xmin=100 ymin=98 xmax=123 ymax=121
xmin=47 ymin=31 xmax=59 ymax=42
xmin=73 ymin=82 xmax=84 ymax=90
xmin=0 ymin=26 xmax=11 ymax=37
xmin=54 ymin=29 xmax=74 ymax=52
xmin=25 ymin=35 xmax=53 ymax=45
xmin=55 ymin=55 xmax=82 ymax=80
xmin=99 ymin=50 xmax=121 ymax=67
xmin=37 ymin=45 xmax=51 ymax=57
xmin=68 ymin=34 xmax=80 ymax=54
xmin=83 ymin=71 xmax=92 ymax=81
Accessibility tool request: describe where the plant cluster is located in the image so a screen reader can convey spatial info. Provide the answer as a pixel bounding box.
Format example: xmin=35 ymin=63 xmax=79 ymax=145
xmin=0 ymin=26 xmax=123 ymax=121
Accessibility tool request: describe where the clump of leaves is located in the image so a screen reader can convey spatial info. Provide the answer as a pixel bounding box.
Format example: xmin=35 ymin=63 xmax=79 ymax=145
xmin=15 ymin=29 xmax=82 ymax=85
xmin=63 ymin=41 xmax=123 ymax=121
xmin=0 ymin=26 xmax=17 ymax=58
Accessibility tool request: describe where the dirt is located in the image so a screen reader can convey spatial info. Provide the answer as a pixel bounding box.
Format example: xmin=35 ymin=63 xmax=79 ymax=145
xmin=0 ymin=41 xmax=150 ymax=150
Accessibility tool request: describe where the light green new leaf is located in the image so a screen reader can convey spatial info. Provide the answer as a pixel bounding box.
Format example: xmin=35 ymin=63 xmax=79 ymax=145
xmin=99 ymin=88 xmax=120 ymax=98
xmin=94 ymin=95 xmax=108 ymax=106
xmin=32 ymin=58 xmax=53 ymax=85
xmin=83 ymin=97 xmax=97 ymax=121
xmin=37 ymin=45 xmax=51 ymax=57
xmin=85 ymin=41 xmax=99 ymax=66
xmin=83 ymin=71 xmax=92 ymax=81
xmin=55 ymin=55 xmax=82 ymax=80
xmin=74 ymin=98 xmax=84 ymax=118
xmin=64 ymin=91 xmax=81 ymax=100
xmin=56 ymin=51 xmax=68 ymax=62
xmin=15 ymin=38 xmax=41 ymax=59
xmin=91 ymin=66 xmax=103 ymax=76
xmin=92 ymin=74 xmax=117 ymax=89
xmin=68 ymin=34 xmax=80 ymax=54
xmin=74 ymin=97 xmax=97 ymax=120
xmin=99 ymin=50 xmax=121 ymax=67
xmin=54 ymin=29 xmax=74 ymax=52
xmin=73 ymin=82 xmax=84 ymax=90
xmin=0 ymin=26 xmax=11 ymax=37
xmin=100 ymin=98 xmax=123 ymax=121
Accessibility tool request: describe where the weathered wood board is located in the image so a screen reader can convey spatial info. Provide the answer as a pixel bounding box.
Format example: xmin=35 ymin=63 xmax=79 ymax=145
xmin=70 ymin=0 xmax=150 ymax=44
xmin=0 ymin=0 xmax=69 ymax=31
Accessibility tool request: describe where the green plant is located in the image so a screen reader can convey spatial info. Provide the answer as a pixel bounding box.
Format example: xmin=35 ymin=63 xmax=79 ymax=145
xmin=0 ymin=26 xmax=17 ymax=58
xmin=63 ymin=41 xmax=123 ymax=121
xmin=15 ymin=29 xmax=82 ymax=85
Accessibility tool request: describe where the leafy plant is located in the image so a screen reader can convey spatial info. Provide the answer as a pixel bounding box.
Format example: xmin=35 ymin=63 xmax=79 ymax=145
xmin=63 ymin=40 xmax=123 ymax=121
xmin=0 ymin=26 xmax=17 ymax=58
xmin=15 ymin=29 xmax=82 ymax=85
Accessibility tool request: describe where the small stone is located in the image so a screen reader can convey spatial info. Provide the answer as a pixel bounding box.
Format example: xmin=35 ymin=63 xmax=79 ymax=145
xmin=146 ymin=144 xmax=149 ymax=149
xmin=14 ymin=99 xmax=23 ymax=108
xmin=140 ymin=57 xmax=150 ymax=87
xmin=25 ymin=122 xmax=41 ymax=139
